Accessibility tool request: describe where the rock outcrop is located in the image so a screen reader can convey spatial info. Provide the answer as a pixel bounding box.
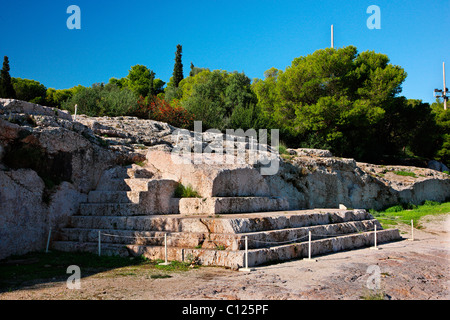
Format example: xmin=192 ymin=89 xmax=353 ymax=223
xmin=1 ymin=99 xmax=449 ymax=261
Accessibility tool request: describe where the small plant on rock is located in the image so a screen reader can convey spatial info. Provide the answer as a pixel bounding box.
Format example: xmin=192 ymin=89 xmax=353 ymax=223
xmin=174 ymin=183 xmax=201 ymax=198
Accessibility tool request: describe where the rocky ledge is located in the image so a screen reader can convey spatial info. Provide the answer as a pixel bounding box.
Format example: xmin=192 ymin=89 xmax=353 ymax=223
xmin=0 ymin=99 xmax=449 ymax=260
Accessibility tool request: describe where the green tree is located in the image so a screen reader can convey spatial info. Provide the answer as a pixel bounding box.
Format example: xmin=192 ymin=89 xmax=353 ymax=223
xmin=431 ymin=100 xmax=450 ymax=167
xmin=61 ymin=83 xmax=137 ymax=117
xmin=172 ymin=44 xmax=184 ymax=88
xmin=12 ymin=78 xmax=47 ymax=104
xmin=189 ymin=62 xmax=207 ymax=77
xmin=0 ymin=56 xmax=16 ymax=99
xmin=182 ymin=70 xmax=229 ymax=129
xmin=126 ymin=65 xmax=156 ymax=97
xmin=179 ymin=69 xmax=266 ymax=131
xmin=45 ymin=88 xmax=73 ymax=108
xmin=253 ymin=46 xmax=410 ymax=161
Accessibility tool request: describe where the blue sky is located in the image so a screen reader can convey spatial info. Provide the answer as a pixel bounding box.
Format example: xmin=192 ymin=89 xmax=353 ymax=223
xmin=0 ymin=0 xmax=448 ymax=103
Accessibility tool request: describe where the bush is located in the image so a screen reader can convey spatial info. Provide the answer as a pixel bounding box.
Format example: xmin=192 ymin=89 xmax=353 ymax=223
xmin=423 ymin=200 xmax=440 ymax=206
xmin=384 ymin=205 xmax=403 ymax=213
xmin=174 ymin=183 xmax=201 ymax=198
xmin=61 ymin=83 xmax=138 ymax=117
xmin=129 ymin=96 xmax=194 ymax=129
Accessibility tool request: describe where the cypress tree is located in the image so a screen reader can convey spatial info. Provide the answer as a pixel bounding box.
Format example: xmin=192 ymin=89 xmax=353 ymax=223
xmin=0 ymin=56 xmax=16 ymax=99
xmin=172 ymin=44 xmax=184 ymax=88
xmin=189 ymin=62 xmax=195 ymax=77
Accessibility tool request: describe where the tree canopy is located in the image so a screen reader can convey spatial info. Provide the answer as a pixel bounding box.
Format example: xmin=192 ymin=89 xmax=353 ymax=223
xmin=252 ymin=46 xmax=416 ymax=161
xmin=0 ymin=56 xmax=16 ymax=99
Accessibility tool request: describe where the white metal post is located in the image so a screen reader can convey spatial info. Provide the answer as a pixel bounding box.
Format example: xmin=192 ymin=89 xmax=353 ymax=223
xmin=331 ymin=25 xmax=334 ymax=48
xmin=245 ymin=236 xmax=248 ymax=269
xmin=159 ymin=233 xmax=171 ymax=265
xmin=46 ymin=227 xmax=52 ymax=253
xmin=308 ymin=231 xmax=311 ymax=259
xmin=370 ymin=225 xmax=379 ymax=250
xmin=74 ymin=104 xmax=78 ymax=121
xmin=305 ymin=230 xmax=317 ymax=261
xmin=409 ymin=219 xmax=414 ymax=241
xmin=443 ymin=62 xmax=447 ymax=110
xmin=239 ymin=236 xmax=254 ymax=272
xmin=98 ymin=230 xmax=101 ymax=256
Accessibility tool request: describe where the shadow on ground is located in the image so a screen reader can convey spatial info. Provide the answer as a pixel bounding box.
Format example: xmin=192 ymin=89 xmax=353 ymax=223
xmin=0 ymin=250 xmax=188 ymax=293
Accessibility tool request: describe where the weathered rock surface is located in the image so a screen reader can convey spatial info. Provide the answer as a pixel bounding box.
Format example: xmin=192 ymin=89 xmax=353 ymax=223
xmin=1 ymin=99 xmax=449 ymax=262
xmin=428 ymin=160 xmax=449 ymax=173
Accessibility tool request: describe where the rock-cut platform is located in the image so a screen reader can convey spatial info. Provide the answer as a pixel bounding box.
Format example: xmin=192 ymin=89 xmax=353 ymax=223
xmin=51 ymin=163 xmax=403 ymax=268
xmin=52 ymin=208 xmax=402 ymax=268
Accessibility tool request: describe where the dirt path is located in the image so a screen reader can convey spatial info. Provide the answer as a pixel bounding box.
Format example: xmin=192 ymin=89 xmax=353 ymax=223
xmin=1 ymin=215 xmax=449 ymax=300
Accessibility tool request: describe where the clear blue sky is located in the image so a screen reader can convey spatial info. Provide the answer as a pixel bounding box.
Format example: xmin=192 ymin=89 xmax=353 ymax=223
xmin=0 ymin=0 xmax=448 ymax=103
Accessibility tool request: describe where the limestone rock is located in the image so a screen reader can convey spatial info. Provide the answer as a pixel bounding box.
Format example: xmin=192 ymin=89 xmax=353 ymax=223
xmin=0 ymin=99 xmax=449 ymax=261
xmin=0 ymin=99 xmax=72 ymax=120
xmin=428 ymin=160 xmax=449 ymax=173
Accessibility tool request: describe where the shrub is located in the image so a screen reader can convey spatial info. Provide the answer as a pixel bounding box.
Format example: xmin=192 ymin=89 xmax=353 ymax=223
xmin=384 ymin=205 xmax=403 ymax=213
xmin=174 ymin=183 xmax=201 ymax=198
xmin=61 ymin=83 xmax=137 ymax=117
xmin=423 ymin=200 xmax=440 ymax=206
xmin=129 ymin=96 xmax=195 ymax=129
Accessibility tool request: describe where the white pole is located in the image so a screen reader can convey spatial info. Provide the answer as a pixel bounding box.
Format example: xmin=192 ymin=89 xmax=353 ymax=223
xmin=98 ymin=231 xmax=101 ymax=256
xmin=371 ymin=225 xmax=379 ymax=250
xmin=159 ymin=233 xmax=171 ymax=265
xmin=245 ymin=236 xmax=249 ymax=269
xmin=74 ymin=104 xmax=78 ymax=121
xmin=443 ymin=62 xmax=447 ymax=110
xmin=374 ymin=224 xmax=377 ymax=249
xmin=308 ymin=231 xmax=312 ymax=260
xmin=305 ymin=230 xmax=317 ymax=261
xmin=164 ymin=233 xmax=168 ymax=264
xmin=239 ymin=235 xmax=254 ymax=271
xmin=46 ymin=227 xmax=52 ymax=253
xmin=409 ymin=219 xmax=414 ymax=241
xmin=331 ymin=25 xmax=334 ymax=48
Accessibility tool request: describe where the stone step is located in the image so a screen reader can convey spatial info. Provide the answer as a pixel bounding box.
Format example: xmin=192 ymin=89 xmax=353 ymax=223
xmin=179 ymin=197 xmax=289 ymax=215
xmin=87 ymin=191 xmax=141 ymax=203
xmin=69 ymin=209 xmax=374 ymax=232
xmin=62 ymin=218 xmax=381 ymax=250
xmin=95 ymin=178 xmax=153 ymax=192
xmin=57 ymin=228 xmax=206 ymax=248
xmin=51 ymin=228 xmax=402 ymax=268
xmin=78 ymin=203 xmax=141 ymax=216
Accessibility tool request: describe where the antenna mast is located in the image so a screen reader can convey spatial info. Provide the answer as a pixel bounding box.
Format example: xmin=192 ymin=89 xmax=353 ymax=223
xmin=331 ymin=25 xmax=334 ymax=48
xmin=435 ymin=62 xmax=448 ymax=110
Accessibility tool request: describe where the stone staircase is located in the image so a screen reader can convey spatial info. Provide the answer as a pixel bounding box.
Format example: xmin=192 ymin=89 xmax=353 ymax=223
xmin=51 ymin=164 xmax=402 ymax=267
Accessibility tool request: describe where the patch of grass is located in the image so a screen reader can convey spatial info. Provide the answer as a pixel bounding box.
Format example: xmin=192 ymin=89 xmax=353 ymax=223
xmin=134 ymin=161 xmax=145 ymax=167
xmin=0 ymin=251 xmax=148 ymax=290
xmin=150 ymin=274 xmax=172 ymax=279
xmin=0 ymin=251 xmax=197 ymax=291
xmin=393 ymin=170 xmax=417 ymax=178
xmin=174 ymin=183 xmax=201 ymax=198
xmin=370 ymin=201 xmax=450 ymax=229
xmin=360 ymin=290 xmax=387 ymax=300
xmin=154 ymin=259 xmax=197 ymax=271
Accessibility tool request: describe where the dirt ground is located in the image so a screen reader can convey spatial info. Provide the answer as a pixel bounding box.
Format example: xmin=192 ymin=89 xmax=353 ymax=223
xmin=1 ymin=214 xmax=449 ymax=300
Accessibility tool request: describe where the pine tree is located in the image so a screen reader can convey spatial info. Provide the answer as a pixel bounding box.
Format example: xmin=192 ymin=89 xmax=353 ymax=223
xmin=0 ymin=56 xmax=16 ymax=99
xmin=172 ymin=44 xmax=184 ymax=88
